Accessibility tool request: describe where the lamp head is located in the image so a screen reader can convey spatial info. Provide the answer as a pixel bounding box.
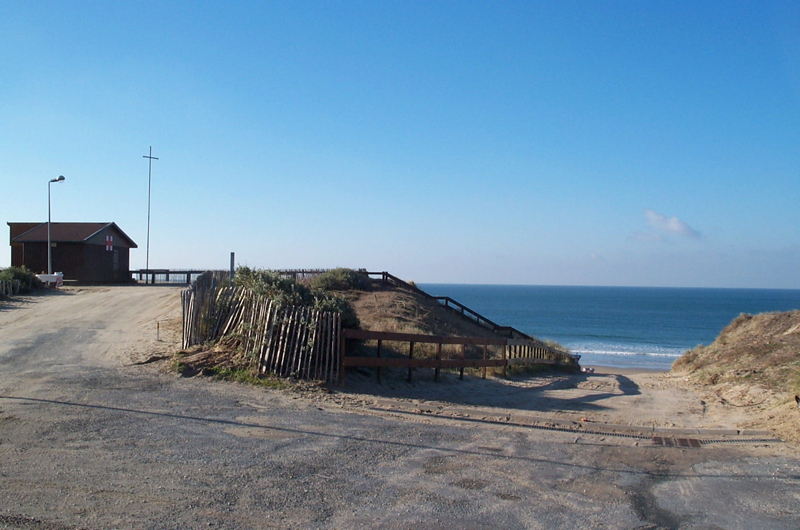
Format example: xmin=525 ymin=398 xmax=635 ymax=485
xmin=50 ymin=175 xmax=65 ymax=183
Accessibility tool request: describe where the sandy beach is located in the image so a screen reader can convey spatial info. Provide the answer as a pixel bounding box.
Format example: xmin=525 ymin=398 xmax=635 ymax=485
xmin=313 ymin=362 xmax=781 ymax=444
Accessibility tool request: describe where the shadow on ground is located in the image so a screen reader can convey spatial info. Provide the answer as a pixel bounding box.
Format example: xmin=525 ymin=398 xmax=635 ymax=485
xmin=335 ymin=366 xmax=641 ymax=413
xmin=0 ymin=289 xmax=73 ymax=313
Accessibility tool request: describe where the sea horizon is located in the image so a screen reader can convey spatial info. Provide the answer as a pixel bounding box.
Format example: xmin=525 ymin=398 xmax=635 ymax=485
xmin=421 ymin=282 xmax=800 ymax=292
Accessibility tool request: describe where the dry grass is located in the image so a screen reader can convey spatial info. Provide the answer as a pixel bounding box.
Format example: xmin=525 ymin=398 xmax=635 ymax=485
xmin=673 ymin=310 xmax=800 ymax=392
xmin=343 ymin=285 xmax=504 ymax=360
xmin=672 ymin=310 xmax=800 ymax=442
xmin=341 ymin=285 xmax=571 ymax=381
xmin=343 ymin=285 xmax=501 ymax=338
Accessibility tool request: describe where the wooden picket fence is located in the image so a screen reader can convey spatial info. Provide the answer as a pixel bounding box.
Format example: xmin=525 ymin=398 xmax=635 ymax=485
xmin=0 ymin=280 xmax=22 ymax=297
xmin=181 ymin=271 xmax=342 ymax=382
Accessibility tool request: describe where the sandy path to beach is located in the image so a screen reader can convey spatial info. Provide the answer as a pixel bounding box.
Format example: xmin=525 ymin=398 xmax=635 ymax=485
xmin=319 ymin=363 xmax=778 ymax=441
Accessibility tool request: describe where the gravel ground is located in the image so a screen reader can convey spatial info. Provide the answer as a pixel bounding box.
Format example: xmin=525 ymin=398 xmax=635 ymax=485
xmin=1 ymin=287 xmax=798 ymax=529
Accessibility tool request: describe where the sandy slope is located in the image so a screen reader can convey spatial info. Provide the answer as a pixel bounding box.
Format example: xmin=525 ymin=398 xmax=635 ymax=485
xmin=673 ymin=310 xmax=800 ymax=443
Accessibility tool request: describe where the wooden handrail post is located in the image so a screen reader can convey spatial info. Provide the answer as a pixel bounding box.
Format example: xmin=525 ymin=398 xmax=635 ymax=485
xmin=460 ymin=344 xmax=465 ymax=380
xmin=377 ymin=339 xmax=382 ymax=384
xmin=435 ymin=342 xmax=442 ymax=383
xmin=408 ymin=342 xmax=414 ymax=383
xmin=482 ymin=344 xmax=487 ymax=379
xmin=502 ymin=344 xmax=507 ymax=378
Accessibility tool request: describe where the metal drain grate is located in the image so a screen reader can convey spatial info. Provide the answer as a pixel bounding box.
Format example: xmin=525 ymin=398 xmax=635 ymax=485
xmin=652 ymin=436 xmax=702 ymax=448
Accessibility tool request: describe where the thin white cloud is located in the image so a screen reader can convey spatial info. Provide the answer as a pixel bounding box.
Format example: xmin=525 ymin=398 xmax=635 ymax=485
xmin=644 ymin=209 xmax=701 ymax=239
xmin=629 ymin=231 xmax=665 ymax=243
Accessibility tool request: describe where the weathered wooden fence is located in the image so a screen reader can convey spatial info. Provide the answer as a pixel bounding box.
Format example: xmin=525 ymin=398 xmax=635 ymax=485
xmin=0 ymin=280 xmax=22 ymax=296
xmin=181 ymin=271 xmax=342 ymax=382
xmin=132 ymin=269 xmax=206 ymax=284
xmin=181 ymin=270 xmax=578 ymax=386
xmin=341 ymin=329 xmax=577 ymax=385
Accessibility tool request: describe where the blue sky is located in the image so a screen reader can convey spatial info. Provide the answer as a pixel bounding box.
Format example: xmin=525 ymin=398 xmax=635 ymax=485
xmin=2 ymin=1 xmax=799 ymax=288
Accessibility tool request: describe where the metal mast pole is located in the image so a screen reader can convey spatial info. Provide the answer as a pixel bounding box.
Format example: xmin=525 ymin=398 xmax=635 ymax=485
xmin=143 ymin=146 xmax=159 ymax=270
xmin=47 ymin=175 xmax=65 ymax=275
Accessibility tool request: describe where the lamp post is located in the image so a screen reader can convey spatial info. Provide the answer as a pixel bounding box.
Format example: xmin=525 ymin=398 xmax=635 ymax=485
xmin=47 ymin=175 xmax=65 ymax=275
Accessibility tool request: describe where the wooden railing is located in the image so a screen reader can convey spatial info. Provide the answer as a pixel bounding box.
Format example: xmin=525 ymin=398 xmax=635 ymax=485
xmin=363 ymin=271 xmax=432 ymax=297
xmin=363 ymin=271 xmax=534 ymax=341
xmin=132 ymin=269 xmax=207 ymax=285
xmin=140 ymin=268 xmax=332 ymax=285
xmin=432 ymin=296 xmax=529 ymax=339
xmin=341 ymin=329 xmax=576 ymax=385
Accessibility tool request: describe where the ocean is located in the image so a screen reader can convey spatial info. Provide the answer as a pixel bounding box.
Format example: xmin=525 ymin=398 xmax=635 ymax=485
xmin=418 ymin=284 xmax=800 ymax=371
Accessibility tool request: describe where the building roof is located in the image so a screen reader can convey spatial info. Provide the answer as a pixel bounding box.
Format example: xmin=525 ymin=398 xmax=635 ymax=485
xmin=9 ymin=222 xmax=138 ymax=248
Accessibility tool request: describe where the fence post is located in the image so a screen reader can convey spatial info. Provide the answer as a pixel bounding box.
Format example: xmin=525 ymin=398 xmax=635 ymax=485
xmin=339 ymin=331 xmax=346 ymax=387
xmin=377 ymin=339 xmax=382 ymax=384
xmin=408 ymin=342 xmax=414 ymax=383
xmin=460 ymin=344 xmax=466 ymax=380
xmin=434 ymin=342 xmax=442 ymax=383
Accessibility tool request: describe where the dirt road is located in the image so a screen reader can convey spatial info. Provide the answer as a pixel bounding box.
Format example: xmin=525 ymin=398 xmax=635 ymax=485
xmin=1 ymin=287 xmax=798 ymax=529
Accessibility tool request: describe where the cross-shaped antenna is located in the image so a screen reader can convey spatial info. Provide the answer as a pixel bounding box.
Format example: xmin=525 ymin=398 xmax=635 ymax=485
xmin=143 ymin=146 xmax=159 ymax=270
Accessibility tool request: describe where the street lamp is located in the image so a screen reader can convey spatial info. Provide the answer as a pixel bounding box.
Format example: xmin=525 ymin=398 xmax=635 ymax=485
xmin=47 ymin=175 xmax=65 ymax=275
